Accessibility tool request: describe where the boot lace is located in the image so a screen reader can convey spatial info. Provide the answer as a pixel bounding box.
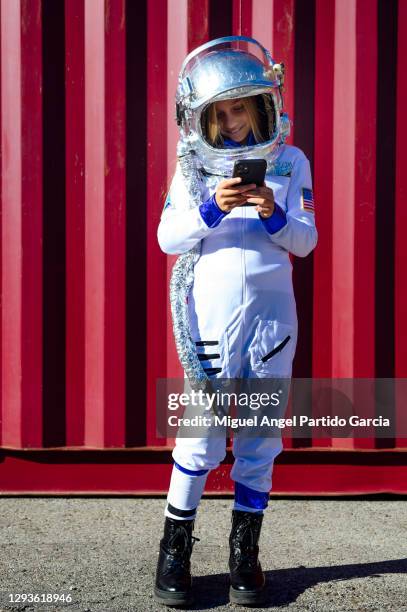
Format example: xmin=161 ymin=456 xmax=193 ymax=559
xmin=231 ymin=516 xmax=260 ymax=570
xmin=164 ymin=525 xmax=200 ymax=573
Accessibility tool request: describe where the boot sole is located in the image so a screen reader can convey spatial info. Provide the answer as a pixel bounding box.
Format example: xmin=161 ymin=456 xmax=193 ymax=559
xmin=153 ymin=585 xmax=193 ymax=607
xmin=229 ymin=585 xmax=265 ymax=606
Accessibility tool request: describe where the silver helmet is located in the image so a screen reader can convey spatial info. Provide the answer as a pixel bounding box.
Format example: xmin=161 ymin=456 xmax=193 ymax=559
xmin=175 ymin=36 xmax=290 ymax=176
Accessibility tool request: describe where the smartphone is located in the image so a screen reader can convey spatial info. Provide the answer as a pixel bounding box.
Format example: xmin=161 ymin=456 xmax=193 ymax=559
xmin=232 ymin=159 xmax=267 ymax=187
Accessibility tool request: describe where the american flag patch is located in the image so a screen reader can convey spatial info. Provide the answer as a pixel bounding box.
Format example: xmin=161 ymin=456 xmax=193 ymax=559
xmin=301 ymin=187 xmax=315 ymax=213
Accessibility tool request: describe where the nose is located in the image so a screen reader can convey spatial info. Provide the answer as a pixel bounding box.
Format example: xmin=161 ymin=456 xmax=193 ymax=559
xmin=222 ymin=111 xmax=237 ymax=130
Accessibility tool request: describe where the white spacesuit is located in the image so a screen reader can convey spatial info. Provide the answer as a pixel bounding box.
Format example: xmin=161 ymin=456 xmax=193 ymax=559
xmin=158 ymin=142 xmax=317 ymax=499
xmin=157 ymin=35 xmax=318 ymax=513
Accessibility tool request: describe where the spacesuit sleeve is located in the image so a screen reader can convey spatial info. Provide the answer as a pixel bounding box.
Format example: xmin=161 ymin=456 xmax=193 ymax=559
xmin=157 ymin=163 xmax=228 ymax=255
xmin=262 ymin=155 xmax=318 ymax=258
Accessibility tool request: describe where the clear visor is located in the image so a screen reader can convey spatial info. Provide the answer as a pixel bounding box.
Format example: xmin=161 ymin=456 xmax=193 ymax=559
xmin=199 ymin=93 xmax=277 ymax=151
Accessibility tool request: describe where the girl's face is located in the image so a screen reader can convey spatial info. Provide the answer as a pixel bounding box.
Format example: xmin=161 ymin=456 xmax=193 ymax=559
xmin=215 ymin=99 xmax=251 ymax=143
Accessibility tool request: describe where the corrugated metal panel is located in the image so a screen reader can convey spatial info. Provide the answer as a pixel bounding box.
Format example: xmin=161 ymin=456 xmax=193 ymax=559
xmin=1 ymin=0 xmax=43 ymax=448
xmin=395 ymin=0 xmax=407 ymax=451
xmin=0 ymin=0 xmax=406 ymax=494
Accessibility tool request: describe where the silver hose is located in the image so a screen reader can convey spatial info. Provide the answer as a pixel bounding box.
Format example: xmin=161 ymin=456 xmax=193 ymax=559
xmin=169 ymin=142 xmax=209 ymax=391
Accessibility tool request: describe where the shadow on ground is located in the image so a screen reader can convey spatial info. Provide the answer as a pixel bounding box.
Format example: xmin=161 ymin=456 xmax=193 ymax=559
xmin=180 ymin=557 xmax=407 ymax=609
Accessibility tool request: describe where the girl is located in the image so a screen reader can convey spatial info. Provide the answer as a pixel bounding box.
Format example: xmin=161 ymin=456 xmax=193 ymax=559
xmin=154 ymin=36 xmax=317 ymax=607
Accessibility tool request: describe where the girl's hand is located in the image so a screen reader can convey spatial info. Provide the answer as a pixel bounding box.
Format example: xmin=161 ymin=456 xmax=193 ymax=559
xmin=244 ymin=184 xmax=275 ymax=218
xmin=215 ymin=177 xmax=257 ymax=212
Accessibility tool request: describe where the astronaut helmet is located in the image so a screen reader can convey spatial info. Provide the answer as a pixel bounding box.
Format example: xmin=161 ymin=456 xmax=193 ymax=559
xmin=175 ymin=36 xmax=290 ymax=176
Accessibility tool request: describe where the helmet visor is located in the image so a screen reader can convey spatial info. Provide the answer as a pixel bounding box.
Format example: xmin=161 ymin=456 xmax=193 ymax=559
xmin=199 ymin=93 xmax=277 ymax=151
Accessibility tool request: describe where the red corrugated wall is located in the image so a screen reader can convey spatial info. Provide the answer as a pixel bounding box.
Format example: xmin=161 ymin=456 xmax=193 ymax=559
xmin=0 ymin=0 xmax=406 ymax=494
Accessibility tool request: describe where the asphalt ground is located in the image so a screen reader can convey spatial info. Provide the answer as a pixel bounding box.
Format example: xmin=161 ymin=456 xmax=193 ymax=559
xmin=0 ymin=497 xmax=406 ymax=612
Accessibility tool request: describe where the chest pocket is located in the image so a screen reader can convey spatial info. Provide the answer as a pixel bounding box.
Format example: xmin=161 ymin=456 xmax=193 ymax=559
xmin=265 ymin=176 xmax=291 ymax=211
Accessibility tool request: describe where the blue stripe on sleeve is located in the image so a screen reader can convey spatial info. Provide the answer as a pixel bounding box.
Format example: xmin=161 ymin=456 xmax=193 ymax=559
xmin=259 ymin=203 xmax=287 ymax=235
xmin=199 ymin=193 xmax=229 ymax=228
xmin=235 ymin=481 xmax=269 ymax=509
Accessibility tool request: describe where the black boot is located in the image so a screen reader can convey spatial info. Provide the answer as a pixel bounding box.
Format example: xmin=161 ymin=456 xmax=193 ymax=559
xmin=228 ymin=510 xmax=266 ymax=605
xmin=154 ymin=516 xmax=199 ymax=607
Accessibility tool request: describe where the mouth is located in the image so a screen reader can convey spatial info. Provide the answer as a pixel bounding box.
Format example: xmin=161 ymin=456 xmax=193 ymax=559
xmin=226 ymin=126 xmax=244 ymax=136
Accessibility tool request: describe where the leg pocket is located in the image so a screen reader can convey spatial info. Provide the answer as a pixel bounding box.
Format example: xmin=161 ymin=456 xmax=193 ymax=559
xmin=249 ymin=319 xmax=296 ymax=377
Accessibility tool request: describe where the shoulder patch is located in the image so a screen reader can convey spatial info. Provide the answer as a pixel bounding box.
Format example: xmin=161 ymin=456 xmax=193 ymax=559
xmin=269 ymin=161 xmax=293 ymax=177
xmin=301 ymin=187 xmax=315 ymax=214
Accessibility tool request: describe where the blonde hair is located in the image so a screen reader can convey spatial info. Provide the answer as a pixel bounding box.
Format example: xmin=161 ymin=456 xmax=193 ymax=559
xmin=202 ymin=96 xmax=265 ymax=147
